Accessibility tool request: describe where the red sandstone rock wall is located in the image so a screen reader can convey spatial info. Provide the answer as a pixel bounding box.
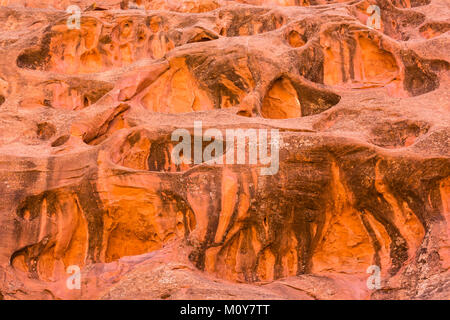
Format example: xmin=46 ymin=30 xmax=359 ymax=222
xmin=0 ymin=0 xmax=448 ymax=300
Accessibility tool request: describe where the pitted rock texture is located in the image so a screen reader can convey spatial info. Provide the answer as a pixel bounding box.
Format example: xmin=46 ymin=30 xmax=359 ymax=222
xmin=0 ymin=0 xmax=449 ymax=300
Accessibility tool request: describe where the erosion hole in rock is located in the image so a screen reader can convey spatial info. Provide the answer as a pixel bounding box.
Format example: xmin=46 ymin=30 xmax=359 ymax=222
xmin=287 ymin=30 xmax=306 ymax=48
xmin=188 ymin=30 xmax=219 ymax=43
xmin=82 ymin=103 xmax=131 ymax=146
xmin=12 ymin=190 xmax=89 ymax=281
xmin=36 ymin=122 xmax=56 ymax=140
xmin=43 ymin=80 xmax=113 ymax=110
xmin=369 ymin=120 xmax=431 ymax=148
xmin=51 ymin=135 xmax=70 ymax=147
xmin=410 ymin=0 xmax=432 ymax=7
xmin=322 ymin=30 xmax=399 ymax=89
xmin=419 ymin=22 xmax=450 ymax=39
xmin=261 ymin=77 xmax=341 ymax=119
xmin=140 ymin=59 xmax=214 ymax=113
xmin=112 ymin=130 xmax=227 ymax=172
xmin=402 ymin=53 xmax=449 ymax=97
xmin=104 ymin=191 xmax=196 ymax=263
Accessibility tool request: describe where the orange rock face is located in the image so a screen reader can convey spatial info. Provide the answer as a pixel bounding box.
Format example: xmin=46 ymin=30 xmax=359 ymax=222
xmin=0 ymin=0 xmax=449 ymax=300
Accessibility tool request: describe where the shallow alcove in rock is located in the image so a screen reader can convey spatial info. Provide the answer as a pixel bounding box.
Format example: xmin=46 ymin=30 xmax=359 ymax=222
xmin=321 ymin=29 xmax=400 ymax=89
xmin=104 ymin=190 xmax=196 ymax=263
xmin=36 ymin=122 xmax=56 ymax=140
xmin=43 ymin=80 xmax=114 ymax=110
xmin=419 ymin=22 xmax=450 ymax=39
xmin=111 ymin=129 xmax=227 ymax=172
xmin=287 ymin=30 xmax=306 ymax=48
xmin=401 ymin=51 xmax=449 ymax=96
xmin=261 ymin=77 xmax=302 ymax=119
xmin=410 ymin=0 xmax=432 ymax=7
xmin=140 ymin=58 xmax=215 ymax=113
xmin=261 ymin=76 xmax=341 ymax=119
xmin=12 ymin=189 xmax=90 ymax=281
xmin=51 ymin=135 xmax=71 ymax=147
xmin=369 ymin=120 xmax=431 ymax=148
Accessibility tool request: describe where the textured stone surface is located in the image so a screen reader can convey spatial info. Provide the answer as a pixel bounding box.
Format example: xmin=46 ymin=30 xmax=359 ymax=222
xmin=0 ymin=0 xmax=449 ymax=300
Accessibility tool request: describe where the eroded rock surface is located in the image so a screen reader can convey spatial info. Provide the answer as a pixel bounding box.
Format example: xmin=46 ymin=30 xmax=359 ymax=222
xmin=0 ymin=0 xmax=449 ymax=300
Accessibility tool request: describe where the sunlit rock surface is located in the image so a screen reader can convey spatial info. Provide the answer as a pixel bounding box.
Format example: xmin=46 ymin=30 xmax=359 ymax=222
xmin=0 ymin=0 xmax=449 ymax=300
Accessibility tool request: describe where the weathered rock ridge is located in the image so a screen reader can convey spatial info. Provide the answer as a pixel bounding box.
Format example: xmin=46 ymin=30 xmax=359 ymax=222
xmin=0 ymin=0 xmax=448 ymax=300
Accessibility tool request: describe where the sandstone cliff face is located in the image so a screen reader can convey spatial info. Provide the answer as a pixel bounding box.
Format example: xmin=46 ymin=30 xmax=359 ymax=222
xmin=0 ymin=0 xmax=448 ymax=300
